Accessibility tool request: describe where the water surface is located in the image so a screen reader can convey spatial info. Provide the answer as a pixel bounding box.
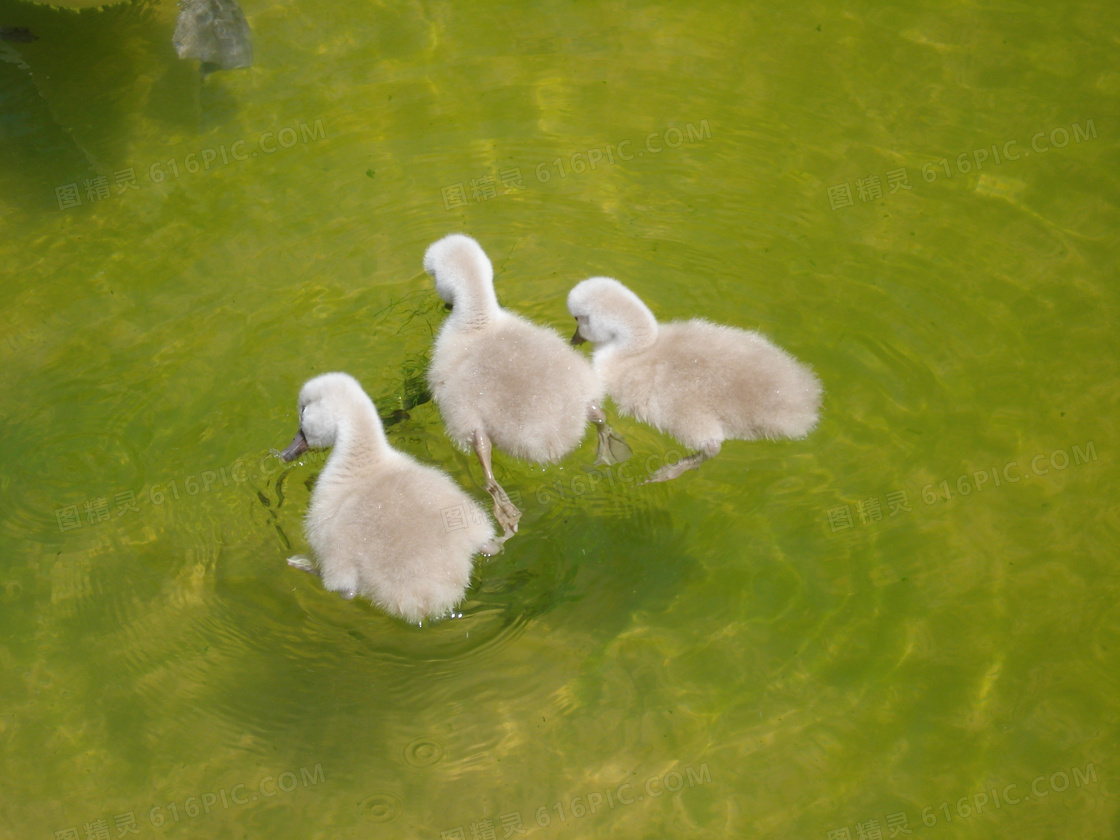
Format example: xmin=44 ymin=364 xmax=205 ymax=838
xmin=1 ymin=0 xmax=1117 ymax=837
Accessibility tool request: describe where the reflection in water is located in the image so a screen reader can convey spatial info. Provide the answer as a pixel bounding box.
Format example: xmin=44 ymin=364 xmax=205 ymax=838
xmin=0 ymin=26 xmax=38 ymax=43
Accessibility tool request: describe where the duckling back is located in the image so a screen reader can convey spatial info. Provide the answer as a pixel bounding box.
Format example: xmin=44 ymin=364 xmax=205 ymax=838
xmin=285 ymin=372 xmax=496 ymax=624
xmin=604 ymin=319 xmax=821 ymax=450
xmin=568 ymin=277 xmax=821 ymax=452
xmin=425 ymin=235 xmax=603 ymax=463
xmin=306 ymin=454 xmax=494 ymax=623
xmin=429 ymin=312 xmax=599 ymax=462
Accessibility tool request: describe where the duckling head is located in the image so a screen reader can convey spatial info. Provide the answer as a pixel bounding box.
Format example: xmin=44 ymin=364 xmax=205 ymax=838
xmin=567 ymin=276 xmax=658 ymax=353
xmin=280 ymin=372 xmax=382 ymax=462
xmin=423 ymin=233 xmax=502 ymax=324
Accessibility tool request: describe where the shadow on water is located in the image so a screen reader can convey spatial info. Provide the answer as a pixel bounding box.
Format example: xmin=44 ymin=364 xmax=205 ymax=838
xmin=226 ymin=440 xmax=699 ymax=748
xmin=0 ymin=0 xmax=249 ymax=213
xmin=239 ymin=290 xmax=698 ymax=676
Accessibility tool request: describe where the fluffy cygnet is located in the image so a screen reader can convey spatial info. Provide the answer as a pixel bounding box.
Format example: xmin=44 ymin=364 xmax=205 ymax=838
xmin=567 ymin=276 xmax=822 ymax=482
xmin=279 ymin=372 xmax=499 ymax=624
xmin=424 ymin=234 xmax=630 ymax=538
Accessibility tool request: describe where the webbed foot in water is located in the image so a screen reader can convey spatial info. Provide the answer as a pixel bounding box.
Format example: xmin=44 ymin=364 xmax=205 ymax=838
xmin=286 ymin=554 xmax=317 ymax=574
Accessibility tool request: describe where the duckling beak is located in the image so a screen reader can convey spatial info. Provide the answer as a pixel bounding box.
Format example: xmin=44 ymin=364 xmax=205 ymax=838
xmin=280 ymin=429 xmax=309 ymax=462
xmin=570 ymin=326 xmax=586 ymax=346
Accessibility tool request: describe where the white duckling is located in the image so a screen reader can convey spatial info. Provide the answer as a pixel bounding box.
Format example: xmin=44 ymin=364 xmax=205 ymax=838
xmin=567 ymin=276 xmax=822 ymax=483
xmin=279 ymin=372 xmax=499 ymax=624
xmin=423 ymin=234 xmax=630 ymax=539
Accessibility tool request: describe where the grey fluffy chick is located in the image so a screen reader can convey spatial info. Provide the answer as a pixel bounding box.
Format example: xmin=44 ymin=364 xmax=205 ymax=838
xmin=568 ymin=276 xmax=821 ymax=482
xmin=424 ymin=234 xmax=629 ymax=538
xmin=280 ymin=372 xmax=498 ymax=624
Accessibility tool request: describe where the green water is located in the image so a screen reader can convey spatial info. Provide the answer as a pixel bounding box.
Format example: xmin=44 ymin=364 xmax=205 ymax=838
xmin=2 ymin=0 xmax=1117 ymax=837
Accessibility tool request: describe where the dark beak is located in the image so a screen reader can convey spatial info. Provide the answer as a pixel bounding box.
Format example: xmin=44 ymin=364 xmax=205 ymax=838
xmin=444 ymin=301 xmax=453 ymax=311
xmin=570 ymin=325 xmax=586 ymax=346
xmin=280 ymin=429 xmax=309 ymax=462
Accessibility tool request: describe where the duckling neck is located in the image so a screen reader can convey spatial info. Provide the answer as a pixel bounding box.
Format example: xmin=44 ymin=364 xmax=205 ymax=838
xmin=323 ymin=401 xmax=390 ymax=478
xmin=450 ymin=276 xmax=502 ymax=329
xmin=607 ymin=311 xmax=659 ymax=357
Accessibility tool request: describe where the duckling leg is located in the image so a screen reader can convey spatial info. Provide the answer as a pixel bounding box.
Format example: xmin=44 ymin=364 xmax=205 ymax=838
xmin=473 ymin=429 xmax=521 ymax=540
xmin=587 ymin=402 xmax=632 ymax=466
xmin=643 ymin=440 xmax=721 ymax=483
xmin=287 ymin=554 xmax=355 ymax=598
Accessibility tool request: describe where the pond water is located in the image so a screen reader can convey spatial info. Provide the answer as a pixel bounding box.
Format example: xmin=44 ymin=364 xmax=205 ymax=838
xmin=1 ymin=0 xmax=1117 ymax=837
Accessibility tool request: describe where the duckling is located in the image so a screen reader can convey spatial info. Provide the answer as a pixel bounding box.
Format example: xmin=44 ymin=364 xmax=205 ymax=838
xmin=279 ymin=372 xmax=499 ymax=624
xmin=567 ymin=276 xmax=822 ymax=482
xmin=423 ymin=234 xmax=630 ymax=539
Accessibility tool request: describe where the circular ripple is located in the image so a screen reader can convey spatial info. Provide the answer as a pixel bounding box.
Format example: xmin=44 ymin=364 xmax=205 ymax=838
xmin=403 ymin=737 xmax=445 ymax=767
xmin=359 ymin=792 xmax=401 ymax=822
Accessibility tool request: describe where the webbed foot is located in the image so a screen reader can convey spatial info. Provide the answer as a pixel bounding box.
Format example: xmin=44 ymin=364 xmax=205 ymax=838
xmin=286 ymin=554 xmax=318 ymax=575
xmin=595 ymin=426 xmax=632 ymax=466
xmin=489 ymin=485 xmax=522 ymax=541
xmin=641 ymin=442 xmax=721 ymax=484
xmin=587 ymin=402 xmax=631 ymax=466
xmin=473 ymin=428 xmax=521 ymax=541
